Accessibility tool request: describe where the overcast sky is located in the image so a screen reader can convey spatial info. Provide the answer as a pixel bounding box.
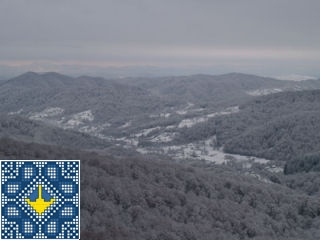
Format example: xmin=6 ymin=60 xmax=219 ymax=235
xmin=1 ymin=0 xmax=319 ymax=78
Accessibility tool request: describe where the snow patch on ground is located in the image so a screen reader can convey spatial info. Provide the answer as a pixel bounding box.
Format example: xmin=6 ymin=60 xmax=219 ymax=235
xmin=136 ymin=148 xmax=150 ymax=154
xmin=253 ymin=158 xmax=270 ymax=164
xmin=136 ymin=136 xmax=270 ymax=166
xmin=178 ymin=117 xmax=207 ymax=128
xmin=27 ymin=108 xmax=116 ymax=141
xmin=176 ymin=109 xmax=189 ymax=115
xmin=78 ymin=122 xmax=111 ymax=135
xmin=178 ymin=106 xmax=239 ymax=128
xmin=176 ymin=108 xmax=205 ymax=115
xmin=160 ymin=113 xmax=171 ymax=118
xmin=176 ymin=102 xmax=195 ymax=115
xmin=186 ymin=102 xmax=194 ymax=108
xmin=116 ymin=137 xmax=139 ymax=147
xmin=150 ymin=113 xmax=171 ymax=118
xmin=266 ymin=165 xmax=283 ymax=173
xmin=206 ymin=106 xmax=239 ymax=118
xmin=120 ymin=121 xmax=132 ymax=129
xmin=8 ymin=108 xmax=24 ymax=115
xmin=29 ymin=107 xmax=64 ymax=120
xmin=245 ymin=172 xmax=272 ymax=183
xmin=64 ymin=110 xmax=94 ymax=128
xmin=135 ymin=127 xmax=161 ymax=137
xmin=275 ymin=74 xmax=317 ymax=81
xmin=150 ymin=132 xmax=176 ymax=143
xmin=246 ymin=88 xmax=283 ymax=96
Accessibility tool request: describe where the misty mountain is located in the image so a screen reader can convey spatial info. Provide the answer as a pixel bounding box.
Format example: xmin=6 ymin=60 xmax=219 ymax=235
xmin=1 ymin=137 xmax=320 ymax=240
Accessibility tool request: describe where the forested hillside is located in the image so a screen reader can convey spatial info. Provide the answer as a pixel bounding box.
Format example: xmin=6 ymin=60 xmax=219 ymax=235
xmin=0 ymin=115 xmax=110 ymax=150
xmin=284 ymin=152 xmax=320 ymax=174
xmin=209 ymin=90 xmax=320 ymax=166
xmin=118 ymin=73 xmax=320 ymax=108
xmin=0 ymin=72 xmax=168 ymax=123
xmin=1 ymin=138 xmax=320 ymax=240
xmin=1 ymin=72 xmax=320 ymax=239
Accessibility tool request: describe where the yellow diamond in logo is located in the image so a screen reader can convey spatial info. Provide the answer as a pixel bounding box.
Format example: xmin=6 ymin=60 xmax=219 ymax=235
xmin=25 ymin=185 xmax=55 ymax=215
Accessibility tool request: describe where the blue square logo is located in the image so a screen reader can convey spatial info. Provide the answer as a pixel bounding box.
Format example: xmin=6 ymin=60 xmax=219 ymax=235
xmin=0 ymin=160 xmax=80 ymax=239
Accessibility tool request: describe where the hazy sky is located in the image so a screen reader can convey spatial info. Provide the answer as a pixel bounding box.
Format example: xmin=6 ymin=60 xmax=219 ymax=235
xmin=1 ymin=0 xmax=319 ymax=78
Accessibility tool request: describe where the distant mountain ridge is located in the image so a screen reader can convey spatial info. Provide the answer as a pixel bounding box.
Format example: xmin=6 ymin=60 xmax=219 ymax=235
xmin=0 ymin=71 xmax=167 ymax=123
xmin=2 ymin=71 xmax=320 ymax=154
xmin=1 ymin=72 xmax=320 ymax=154
xmin=117 ymin=72 xmax=320 ymax=108
xmin=3 ymin=71 xmax=319 ymax=112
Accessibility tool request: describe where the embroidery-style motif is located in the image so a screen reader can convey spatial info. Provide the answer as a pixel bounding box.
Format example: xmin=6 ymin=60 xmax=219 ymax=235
xmin=1 ymin=161 xmax=80 ymax=239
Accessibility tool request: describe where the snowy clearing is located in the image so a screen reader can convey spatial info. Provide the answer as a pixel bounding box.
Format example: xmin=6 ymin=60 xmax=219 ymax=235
xmin=150 ymin=132 xmax=176 ymax=143
xmin=64 ymin=110 xmax=94 ymax=128
xmin=178 ymin=117 xmax=207 ymax=128
xmin=246 ymin=88 xmax=283 ymax=96
xmin=135 ymin=127 xmax=161 ymax=137
xmin=178 ymin=106 xmax=239 ymax=128
xmin=137 ymin=136 xmax=271 ymax=166
xmin=120 ymin=121 xmax=132 ymax=129
xmin=8 ymin=108 xmax=24 ymax=115
xmin=29 ymin=107 xmax=64 ymax=120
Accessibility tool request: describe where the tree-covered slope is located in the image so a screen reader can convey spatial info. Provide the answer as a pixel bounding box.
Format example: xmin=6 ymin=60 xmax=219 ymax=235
xmin=0 ymin=115 xmax=110 ymax=150
xmin=119 ymin=73 xmax=320 ymax=108
xmin=210 ymin=90 xmax=320 ymax=165
xmin=0 ymin=72 xmax=167 ymax=123
xmin=1 ymin=138 xmax=320 ymax=240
